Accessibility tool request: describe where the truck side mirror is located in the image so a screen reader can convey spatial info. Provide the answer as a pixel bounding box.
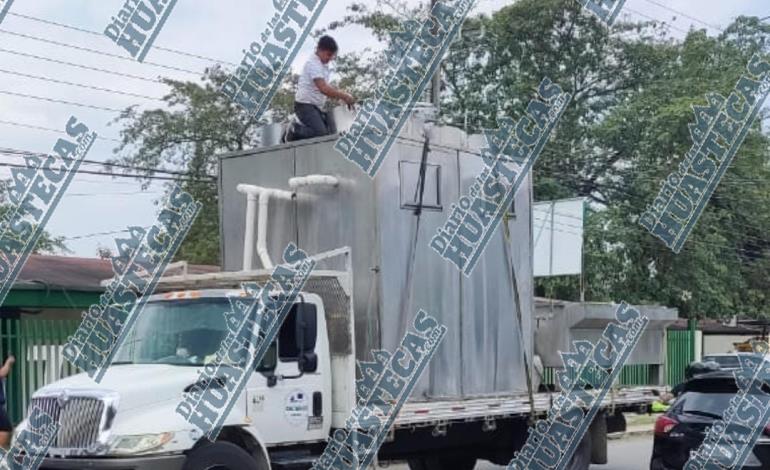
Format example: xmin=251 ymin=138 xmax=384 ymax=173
xmin=299 ymin=352 xmax=318 ymax=373
xmin=295 ymin=303 xmax=317 ymax=353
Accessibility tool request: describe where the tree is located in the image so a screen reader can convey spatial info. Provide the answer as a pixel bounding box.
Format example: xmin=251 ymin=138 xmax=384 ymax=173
xmin=336 ymin=0 xmax=770 ymax=317
xmin=0 ymin=180 xmax=68 ymax=255
xmin=109 ymin=67 xmax=285 ymax=265
xmin=580 ymin=18 xmax=770 ymax=318
xmin=109 ymin=0 xmax=770 ymax=319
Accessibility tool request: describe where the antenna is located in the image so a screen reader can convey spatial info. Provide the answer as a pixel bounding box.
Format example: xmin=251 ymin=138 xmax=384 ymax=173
xmin=430 ymin=0 xmax=441 ymax=112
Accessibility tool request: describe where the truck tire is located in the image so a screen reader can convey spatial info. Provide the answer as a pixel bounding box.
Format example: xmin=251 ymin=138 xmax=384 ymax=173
xmin=182 ymin=441 xmax=267 ymax=470
xmin=565 ymin=431 xmax=592 ymax=470
xmin=407 ymin=455 xmax=477 ymax=470
xmin=590 ymin=412 xmax=608 ymax=464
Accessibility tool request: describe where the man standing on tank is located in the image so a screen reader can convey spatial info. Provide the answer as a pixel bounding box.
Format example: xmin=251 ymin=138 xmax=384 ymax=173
xmin=286 ymin=35 xmax=356 ymax=141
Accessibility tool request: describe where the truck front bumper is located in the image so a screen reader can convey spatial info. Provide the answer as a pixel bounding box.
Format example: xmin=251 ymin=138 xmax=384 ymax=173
xmin=38 ymin=454 xmax=186 ymax=470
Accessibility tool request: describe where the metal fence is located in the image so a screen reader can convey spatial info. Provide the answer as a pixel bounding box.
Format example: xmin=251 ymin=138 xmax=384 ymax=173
xmin=666 ymin=329 xmax=694 ymax=388
xmin=0 ymin=318 xmax=81 ymax=424
xmin=542 ymin=363 xmax=660 ymax=388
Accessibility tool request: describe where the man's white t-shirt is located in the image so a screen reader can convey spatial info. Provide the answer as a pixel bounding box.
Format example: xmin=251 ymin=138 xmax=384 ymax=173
xmin=296 ymin=54 xmax=331 ymax=108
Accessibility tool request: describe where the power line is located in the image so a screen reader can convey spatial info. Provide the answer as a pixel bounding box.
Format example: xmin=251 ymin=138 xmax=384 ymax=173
xmin=0 ymin=47 xmax=162 ymax=83
xmin=62 ymin=228 xmax=138 ymax=241
xmin=0 ymin=160 xmax=215 ymax=184
xmin=0 ymin=29 xmax=202 ymax=76
xmin=73 ymin=178 xmax=150 ymax=187
xmin=0 ymin=119 xmax=122 ymax=143
xmin=64 ymin=191 xmax=163 ymax=198
xmin=0 ymin=68 xmax=163 ymax=101
xmin=618 ymin=6 xmax=691 ymax=35
xmin=0 ymin=148 xmax=217 ymax=180
xmin=0 ymin=90 xmax=124 ymax=112
xmin=639 ymin=0 xmax=725 ymax=32
xmin=7 ymin=11 xmax=237 ymax=67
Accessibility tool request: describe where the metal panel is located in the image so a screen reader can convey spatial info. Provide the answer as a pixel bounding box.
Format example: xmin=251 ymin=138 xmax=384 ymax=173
xmin=374 ymin=133 xmax=464 ymax=399
xmin=219 ymin=145 xmax=296 ymax=272
xmin=293 ymin=137 xmax=380 ymax=360
xmin=667 ymin=329 xmax=694 ymax=387
xmin=218 ymin=119 xmax=537 ymax=401
xmin=535 ymin=301 xmax=678 ymax=376
xmin=457 ymin=135 xmax=533 ymax=396
xmin=533 ymin=198 xmax=585 ymax=277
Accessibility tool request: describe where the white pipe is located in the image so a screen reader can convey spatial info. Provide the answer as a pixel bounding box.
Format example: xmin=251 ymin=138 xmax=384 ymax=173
xmin=242 ymin=193 xmax=258 ymax=271
xmin=289 ymin=174 xmax=339 ymax=190
xmin=237 ymin=184 xmax=294 ymax=271
xmin=257 ymin=191 xmax=272 ymax=269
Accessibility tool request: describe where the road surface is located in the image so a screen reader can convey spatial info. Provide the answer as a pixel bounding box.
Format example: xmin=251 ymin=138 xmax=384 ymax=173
xmin=389 ymin=434 xmax=654 ymax=470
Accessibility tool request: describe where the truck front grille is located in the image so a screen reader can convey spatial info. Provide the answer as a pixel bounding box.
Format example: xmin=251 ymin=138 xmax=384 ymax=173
xmin=30 ymin=396 xmax=105 ymax=450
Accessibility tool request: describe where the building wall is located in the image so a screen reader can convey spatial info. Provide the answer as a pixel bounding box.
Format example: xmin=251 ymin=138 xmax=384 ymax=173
xmin=702 ymin=334 xmax=757 ymax=354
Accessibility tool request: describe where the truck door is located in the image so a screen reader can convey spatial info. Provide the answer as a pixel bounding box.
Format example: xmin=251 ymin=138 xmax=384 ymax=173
xmin=248 ymin=302 xmax=328 ymax=444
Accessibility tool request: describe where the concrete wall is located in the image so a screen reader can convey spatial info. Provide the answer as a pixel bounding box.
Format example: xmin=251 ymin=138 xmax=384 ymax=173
xmin=702 ymin=334 xmax=757 ymax=354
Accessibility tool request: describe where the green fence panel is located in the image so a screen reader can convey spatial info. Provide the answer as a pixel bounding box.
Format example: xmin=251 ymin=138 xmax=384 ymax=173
xmin=2 ymin=318 xmax=81 ymax=424
xmin=667 ymin=329 xmax=693 ymax=388
xmin=542 ymin=363 xmax=658 ymax=388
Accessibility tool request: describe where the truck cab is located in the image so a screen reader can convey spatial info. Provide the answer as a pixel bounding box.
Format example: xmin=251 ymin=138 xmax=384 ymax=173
xmin=20 ymin=288 xmax=336 ymax=470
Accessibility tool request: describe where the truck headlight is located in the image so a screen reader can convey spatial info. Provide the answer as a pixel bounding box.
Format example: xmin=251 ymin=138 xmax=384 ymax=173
xmin=109 ymin=432 xmax=174 ymax=455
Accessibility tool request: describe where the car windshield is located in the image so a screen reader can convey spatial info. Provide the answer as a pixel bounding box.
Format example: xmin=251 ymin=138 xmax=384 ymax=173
xmin=702 ymin=355 xmax=741 ymax=369
xmin=113 ymin=298 xmax=236 ymax=367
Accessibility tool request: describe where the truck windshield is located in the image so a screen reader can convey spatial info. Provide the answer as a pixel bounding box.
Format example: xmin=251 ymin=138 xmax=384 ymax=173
xmin=113 ymin=298 xmax=234 ymax=367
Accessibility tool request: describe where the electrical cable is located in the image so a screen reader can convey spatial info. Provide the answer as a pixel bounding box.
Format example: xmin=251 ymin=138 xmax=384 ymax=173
xmin=6 ymin=11 xmax=238 ymax=67
xmin=0 ymin=119 xmax=122 ymax=143
xmin=0 ymin=90 xmax=124 ymax=112
xmin=0 ymin=147 xmax=217 ymax=179
xmin=639 ymin=0 xmax=725 ymax=32
xmin=0 ymin=29 xmax=201 ymax=76
xmin=0 ymin=47 xmax=162 ymax=83
xmin=0 ymin=160 xmax=215 ymax=183
xmin=0 ymin=68 xmax=163 ymax=101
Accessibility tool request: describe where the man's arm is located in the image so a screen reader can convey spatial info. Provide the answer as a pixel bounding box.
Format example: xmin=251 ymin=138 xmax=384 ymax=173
xmin=0 ymin=356 xmax=14 ymax=378
xmin=314 ymin=78 xmax=355 ymax=107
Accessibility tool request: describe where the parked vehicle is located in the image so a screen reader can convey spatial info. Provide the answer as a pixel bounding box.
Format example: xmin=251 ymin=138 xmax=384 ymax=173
xmin=701 ymin=352 xmax=770 ymax=371
xmin=701 ymin=353 xmax=743 ymax=370
xmin=650 ymin=371 xmax=770 ymax=470
xmin=19 ymin=115 xmax=659 ymax=470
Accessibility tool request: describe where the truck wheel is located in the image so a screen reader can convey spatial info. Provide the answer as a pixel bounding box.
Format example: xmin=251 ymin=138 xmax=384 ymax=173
xmin=590 ymin=412 xmax=608 ymax=464
xmin=407 ymin=455 xmax=476 ymax=470
xmin=182 ymin=441 xmax=266 ymax=470
xmin=565 ymin=431 xmax=592 ymax=470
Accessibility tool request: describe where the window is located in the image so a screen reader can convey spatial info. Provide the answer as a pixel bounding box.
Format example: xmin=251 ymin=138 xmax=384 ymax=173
xmin=279 ymin=306 xmax=300 ymax=360
xmin=257 ymin=341 xmax=277 ymax=372
xmin=399 ymin=161 xmax=441 ymax=211
xmin=278 ymin=303 xmax=318 ymax=361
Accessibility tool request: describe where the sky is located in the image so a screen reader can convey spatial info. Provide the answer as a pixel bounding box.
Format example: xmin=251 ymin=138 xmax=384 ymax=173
xmin=0 ymin=0 xmax=767 ymax=260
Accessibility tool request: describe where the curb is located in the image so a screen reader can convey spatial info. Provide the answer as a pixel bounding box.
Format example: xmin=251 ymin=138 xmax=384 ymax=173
xmin=608 ymin=428 xmax=653 ymax=440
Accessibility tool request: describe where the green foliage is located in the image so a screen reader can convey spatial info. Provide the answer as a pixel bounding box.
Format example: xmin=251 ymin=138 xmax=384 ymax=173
xmin=337 ymin=0 xmax=770 ymax=317
xmin=0 ymin=181 xmax=68 ymax=255
xmin=109 ymin=67 xmax=290 ymax=265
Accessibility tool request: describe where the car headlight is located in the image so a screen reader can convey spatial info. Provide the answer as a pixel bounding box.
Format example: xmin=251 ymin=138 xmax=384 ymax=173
xmin=109 ymin=432 xmax=174 ymax=455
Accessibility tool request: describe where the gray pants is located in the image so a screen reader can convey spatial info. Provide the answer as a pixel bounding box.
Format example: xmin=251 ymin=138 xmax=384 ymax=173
xmin=292 ymin=102 xmax=331 ymax=140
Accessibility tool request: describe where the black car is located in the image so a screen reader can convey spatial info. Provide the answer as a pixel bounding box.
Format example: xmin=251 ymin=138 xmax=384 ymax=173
xmin=650 ymin=371 xmax=770 ymax=469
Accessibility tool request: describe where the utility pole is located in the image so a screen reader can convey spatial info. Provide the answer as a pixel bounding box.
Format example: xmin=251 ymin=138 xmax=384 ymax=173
xmin=430 ymin=0 xmax=441 ymax=113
